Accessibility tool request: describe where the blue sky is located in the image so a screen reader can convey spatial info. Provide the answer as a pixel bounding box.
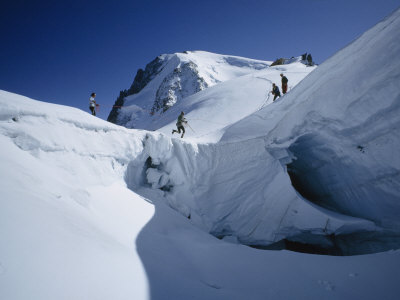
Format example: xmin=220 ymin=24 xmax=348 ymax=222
xmin=1 ymin=0 xmax=399 ymax=120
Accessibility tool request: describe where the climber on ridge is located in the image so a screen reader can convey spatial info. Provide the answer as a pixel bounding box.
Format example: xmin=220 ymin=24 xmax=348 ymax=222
xmin=307 ymin=53 xmax=313 ymax=66
xmin=271 ymin=83 xmax=281 ymax=101
xmin=89 ymin=92 xmax=98 ymax=116
xmin=280 ymin=73 xmax=288 ymax=94
xmin=172 ymin=111 xmax=187 ymax=138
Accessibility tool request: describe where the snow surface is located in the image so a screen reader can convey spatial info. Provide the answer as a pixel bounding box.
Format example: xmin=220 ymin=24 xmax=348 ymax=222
xmin=116 ymin=50 xmax=316 ymax=143
xmin=220 ymin=7 xmax=400 ymax=231
xmin=1 ymin=7 xmax=400 ymax=300
xmin=156 ymin=61 xmax=315 ymax=143
xmin=0 ymin=90 xmax=399 ymax=299
xmin=113 ymin=51 xmax=274 ymax=131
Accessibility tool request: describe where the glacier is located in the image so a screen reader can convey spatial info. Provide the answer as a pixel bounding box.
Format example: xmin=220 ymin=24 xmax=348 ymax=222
xmin=120 ymin=8 xmax=400 ymax=254
xmin=107 ymin=51 xmax=274 ymax=130
xmin=1 ymin=7 xmax=400 ymax=300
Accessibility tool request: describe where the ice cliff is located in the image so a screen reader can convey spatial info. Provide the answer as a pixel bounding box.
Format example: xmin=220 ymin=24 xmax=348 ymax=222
xmin=2 ymin=10 xmax=400 ymax=261
xmin=125 ymin=9 xmax=400 ymax=254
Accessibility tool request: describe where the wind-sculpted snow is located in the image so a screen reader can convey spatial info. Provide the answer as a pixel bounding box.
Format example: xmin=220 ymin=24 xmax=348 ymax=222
xmin=2 ymin=89 xmax=376 ymax=255
xmin=0 ymin=90 xmax=157 ymax=299
xmin=123 ymin=9 xmax=400 ymax=254
xmin=0 ymin=92 xmax=145 ymax=169
xmin=223 ymin=56 xmax=270 ymax=70
xmin=221 ymin=8 xmax=400 ymax=236
xmin=152 ymin=61 xmax=315 ymax=142
xmin=2 ymin=9 xmax=400 ymax=299
xmin=1 ymin=80 xmax=400 ymax=299
xmin=124 ymin=132 xmax=386 ymax=254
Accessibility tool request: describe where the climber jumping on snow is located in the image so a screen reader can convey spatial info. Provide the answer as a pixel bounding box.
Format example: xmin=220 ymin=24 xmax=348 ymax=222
xmin=89 ymin=92 xmax=97 ymax=116
xmin=172 ymin=111 xmax=187 ymax=138
xmin=271 ymin=83 xmax=281 ymax=101
xmin=280 ymin=73 xmax=288 ymax=94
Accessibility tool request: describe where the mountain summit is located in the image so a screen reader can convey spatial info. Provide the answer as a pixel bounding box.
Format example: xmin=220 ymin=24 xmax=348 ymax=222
xmin=107 ymin=51 xmax=314 ymax=141
xmin=1 ymin=8 xmax=400 ymax=300
xmin=108 ymin=51 xmax=275 ymax=127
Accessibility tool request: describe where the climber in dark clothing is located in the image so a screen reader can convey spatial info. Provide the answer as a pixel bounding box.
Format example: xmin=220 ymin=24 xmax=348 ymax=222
xmin=271 ymin=83 xmax=281 ymax=101
xmin=307 ymin=54 xmax=313 ymax=66
xmin=89 ymin=92 xmax=97 ymax=116
xmin=172 ymin=111 xmax=187 ymax=138
xmin=280 ymin=73 xmax=288 ymax=94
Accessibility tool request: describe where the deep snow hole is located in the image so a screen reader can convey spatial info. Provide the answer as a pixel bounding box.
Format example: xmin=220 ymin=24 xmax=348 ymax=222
xmin=144 ymin=157 xmax=173 ymax=191
xmin=125 ymin=155 xmax=174 ymax=193
xmin=285 ymin=134 xmax=400 ymax=255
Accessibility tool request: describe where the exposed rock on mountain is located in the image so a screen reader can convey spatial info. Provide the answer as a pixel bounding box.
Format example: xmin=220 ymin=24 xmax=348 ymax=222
xmin=107 ymin=51 xmax=272 ymax=129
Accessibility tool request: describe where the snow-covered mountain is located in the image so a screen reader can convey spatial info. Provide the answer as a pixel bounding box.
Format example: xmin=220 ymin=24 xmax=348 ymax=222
xmin=1 ymin=8 xmax=400 ymax=300
xmin=108 ymin=50 xmax=315 ymax=142
xmin=108 ymin=51 xmax=274 ymax=128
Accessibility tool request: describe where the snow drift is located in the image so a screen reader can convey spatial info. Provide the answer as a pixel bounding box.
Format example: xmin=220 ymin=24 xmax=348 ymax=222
xmin=124 ymin=8 xmax=400 ymax=254
xmin=222 ymin=7 xmax=400 ymax=229
xmin=1 ymin=89 xmax=400 ymax=300
xmin=0 ymin=91 xmax=159 ymax=299
xmin=1 ymin=8 xmax=400 ymax=300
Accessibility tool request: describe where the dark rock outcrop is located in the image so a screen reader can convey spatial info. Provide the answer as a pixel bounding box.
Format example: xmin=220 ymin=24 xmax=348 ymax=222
xmin=107 ymin=56 xmax=165 ymax=124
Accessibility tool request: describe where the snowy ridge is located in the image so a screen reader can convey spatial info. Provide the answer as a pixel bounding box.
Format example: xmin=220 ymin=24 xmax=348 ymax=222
xmin=109 ymin=51 xmax=273 ymax=129
xmin=0 ymin=90 xmax=154 ymax=299
xmin=131 ymin=8 xmax=400 ymax=253
xmin=1 ymin=87 xmax=400 ymax=299
xmin=126 ymin=133 xmax=377 ymax=248
xmin=2 ymin=8 xmax=400 ymax=300
xmin=114 ymin=8 xmax=400 ymax=252
xmin=156 ymin=61 xmax=315 ymax=142
xmin=221 ymin=7 xmax=400 ymax=230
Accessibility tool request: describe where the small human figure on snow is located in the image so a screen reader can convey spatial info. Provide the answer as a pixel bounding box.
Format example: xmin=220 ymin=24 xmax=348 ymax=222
xmin=307 ymin=54 xmax=313 ymax=66
xmin=172 ymin=111 xmax=187 ymax=138
xmin=271 ymin=83 xmax=281 ymax=101
xmin=280 ymin=73 xmax=288 ymax=94
xmin=89 ymin=92 xmax=98 ymax=116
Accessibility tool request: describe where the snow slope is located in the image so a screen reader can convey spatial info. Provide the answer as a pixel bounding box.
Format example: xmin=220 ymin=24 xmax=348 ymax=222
xmin=1 ymin=90 xmax=400 ymax=300
xmin=0 ymin=91 xmax=154 ymax=299
xmin=112 ymin=53 xmax=315 ymax=142
xmin=108 ymin=51 xmax=276 ymax=130
xmin=1 ymin=8 xmax=400 ymax=300
xmin=119 ymin=8 xmax=400 ymax=255
xmin=155 ymin=60 xmax=314 ymax=143
xmin=221 ymin=6 xmax=400 ymax=230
